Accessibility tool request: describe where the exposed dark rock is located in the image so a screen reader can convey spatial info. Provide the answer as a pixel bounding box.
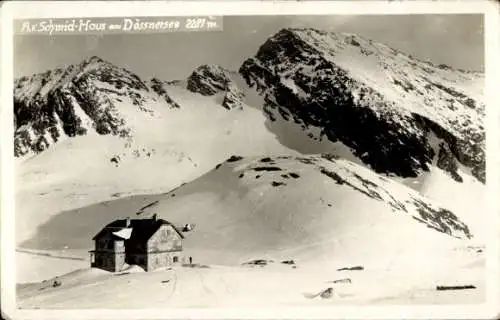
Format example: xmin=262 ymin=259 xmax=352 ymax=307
xmin=436 ymin=285 xmax=476 ymax=291
xmin=222 ymin=84 xmax=245 ymax=110
xmin=187 ymin=64 xmax=245 ymax=110
xmin=436 ymin=143 xmax=463 ymax=182
xmin=187 ymin=64 xmax=229 ymax=95
xmin=242 ymin=259 xmax=270 ymax=266
xmin=337 ymin=266 xmax=364 ymax=271
xmin=253 ymin=166 xmax=282 ymax=172
xmin=289 ymin=173 xmax=300 ymax=179
xmin=149 ymin=78 xmax=181 ymax=108
xmin=412 ymin=199 xmax=471 ymax=239
xmin=227 ymin=155 xmax=244 ymax=162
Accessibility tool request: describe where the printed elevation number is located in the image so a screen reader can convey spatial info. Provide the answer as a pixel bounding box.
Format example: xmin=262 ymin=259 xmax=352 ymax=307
xmin=185 ymin=18 xmax=217 ymax=30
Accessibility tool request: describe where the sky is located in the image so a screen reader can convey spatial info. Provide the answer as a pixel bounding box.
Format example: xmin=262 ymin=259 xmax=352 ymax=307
xmin=14 ymin=14 xmax=484 ymax=81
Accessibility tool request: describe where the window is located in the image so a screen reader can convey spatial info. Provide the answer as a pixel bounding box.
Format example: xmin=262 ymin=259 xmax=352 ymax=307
xmin=173 ymin=256 xmax=178 ymax=263
xmin=107 ymin=241 xmax=113 ymax=249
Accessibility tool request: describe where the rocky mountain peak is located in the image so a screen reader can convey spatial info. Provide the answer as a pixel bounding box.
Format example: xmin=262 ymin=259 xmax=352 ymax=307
xmin=187 ymin=64 xmax=232 ymax=95
xmin=13 ymin=56 xmax=179 ymax=157
xmin=239 ymin=28 xmax=485 ymax=183
xmin=187 ymin=64 xmax=245 ymax=110
xmin=82 ymin=55 xmax=106 ymax=65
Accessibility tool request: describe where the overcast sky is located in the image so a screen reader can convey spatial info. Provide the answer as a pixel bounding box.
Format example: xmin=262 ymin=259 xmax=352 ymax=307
xmin=14 ymin=14 xmax=483 ymax=81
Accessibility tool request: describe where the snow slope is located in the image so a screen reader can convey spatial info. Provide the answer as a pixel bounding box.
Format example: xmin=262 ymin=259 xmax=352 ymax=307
xmin=123 ymin=155 xmax=473 ymax=265
xmin=17 ymin=155 xmax=485 ymax=307
xmin=186 ymin=64 xmax=346 ymax=156
xmin=22 ymin=155 xmax=472 ymax=265
xmin=399 ymin=165 xmax=487 ymax=242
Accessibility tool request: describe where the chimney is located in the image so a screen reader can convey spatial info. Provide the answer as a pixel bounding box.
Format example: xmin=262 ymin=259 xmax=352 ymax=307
xmin=152 ymin=213 xmax=157 ymax=221
xmin=126 ymin=216 xmax=131 ymax=227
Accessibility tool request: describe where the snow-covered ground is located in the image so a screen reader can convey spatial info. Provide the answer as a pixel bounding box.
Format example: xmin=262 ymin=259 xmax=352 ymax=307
xmin=17 ymin=246 xmax=484 ymax=308
xmin=16 ymin=249 xmax=89 ymax=284
xmin=16 ymin=155 xmax=487 ymax=308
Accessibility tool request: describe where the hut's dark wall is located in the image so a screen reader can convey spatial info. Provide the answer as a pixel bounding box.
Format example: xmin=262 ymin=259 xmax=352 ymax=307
xmin=125 ymin=253 xmax=148 ymax=270
xmin=93 ymin=234 xmax=126 ymax=272
xmin=94 ymin=251 xmax=126 ymax=272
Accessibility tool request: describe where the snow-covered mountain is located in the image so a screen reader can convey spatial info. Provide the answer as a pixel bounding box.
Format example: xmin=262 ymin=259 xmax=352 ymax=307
xmin=14 ymin=56 xmax=297 ymax=245
xmin=14 ymin=56 xmax=174 ymax=157
xmin=239 ymin=28 xmax=485 ymax=184
xmin=14 ymin=29 xmax=485 ymax=187
xmin=172 ymin=29 xmax=486 ymax=234
xmin=14 ymin=28 xmax=486 ymax=272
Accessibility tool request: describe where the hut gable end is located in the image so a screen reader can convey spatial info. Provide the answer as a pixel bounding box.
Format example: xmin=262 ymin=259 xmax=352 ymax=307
xmin=147 ymin=224 xmax=183 ymax=253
